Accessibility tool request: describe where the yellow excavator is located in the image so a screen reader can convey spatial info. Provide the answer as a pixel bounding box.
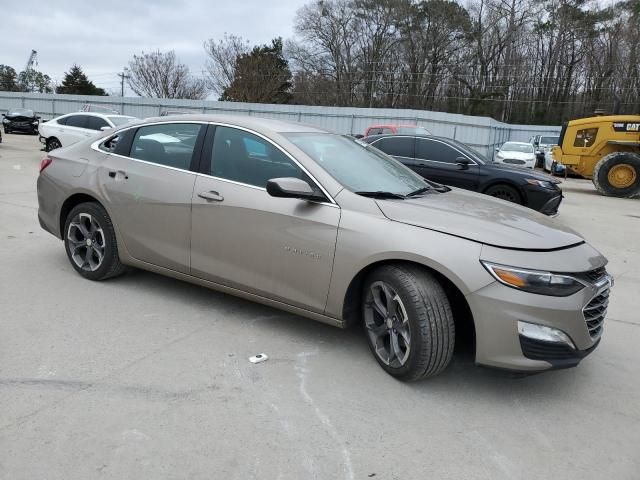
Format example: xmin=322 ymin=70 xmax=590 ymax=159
xmin=551 ymin=114 xmax=640 ymax=197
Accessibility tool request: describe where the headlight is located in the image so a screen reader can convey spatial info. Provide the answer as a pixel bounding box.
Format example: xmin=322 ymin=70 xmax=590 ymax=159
xmin=526 ymin=178 xmax=555 ymax=189
xmin=481 ymin=261 xmax=585 ymax=297
xmin=496 ymin=153 xmax=504 ymax=159
xmin=2 ymin=118 xmax=9 ymax=124
xmin=32 ymin=120 xmax=39 ymax=125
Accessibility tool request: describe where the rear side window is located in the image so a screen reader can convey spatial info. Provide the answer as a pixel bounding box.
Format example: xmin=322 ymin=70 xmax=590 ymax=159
xmin=416 ymin=139 xmax=460 ymax=163
xmin=56 ymin=116 xmax=69 ymax=125
xmin=372 ymin=137 xmax=414 ymax=158
xmin=65 ymin=115 xmax=88 ymax=128
xmin=130 ymin=123 xmax=202 ymax=170
xmin=86 ymin=116 xmax=110 ymax=131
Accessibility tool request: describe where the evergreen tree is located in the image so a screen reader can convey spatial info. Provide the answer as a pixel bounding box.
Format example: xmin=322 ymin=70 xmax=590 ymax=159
xmin=56 ymin=65 xmax=106 ymax=95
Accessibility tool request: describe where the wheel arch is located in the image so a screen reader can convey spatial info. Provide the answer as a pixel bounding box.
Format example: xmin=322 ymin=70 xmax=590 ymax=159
xmin=341 ymin=259 xmax=476 ymax=355
xmin=481 ymin=179 xmax=526 ymax=204
xmin=59 ymin=192 xmax=105 ymax=237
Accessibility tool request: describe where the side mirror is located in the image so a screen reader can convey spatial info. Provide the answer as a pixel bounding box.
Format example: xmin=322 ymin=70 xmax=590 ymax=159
xmin=455 ymin=157 xmax=471 ymax=170
xmin=267 ymin=177 xmax=325 ymax=202
xmin=494 ymin=147 xmax=500 ymax=152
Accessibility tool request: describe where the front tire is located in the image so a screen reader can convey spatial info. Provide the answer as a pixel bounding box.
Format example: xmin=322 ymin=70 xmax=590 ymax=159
xmin=362 ymin=264 xmax=455 ymax=381
xmin=46 ymin=137 xmax=62 ymax=152
xmin=592 ymin=152 xmax=640 ymax=198
xmin=484 ymin=184 xmax=522 ymax=204
xmin=64 ymin=202 xmax=126 ymax=281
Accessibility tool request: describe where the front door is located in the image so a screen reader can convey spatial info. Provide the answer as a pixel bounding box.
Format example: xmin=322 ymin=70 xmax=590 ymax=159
xmin=190 ymin=125 xmax=340 ymax=314
xmin=414 ymin=138 xmax=479 ymax=190
xmin=97 ymin=122 xmax=205 ymax=273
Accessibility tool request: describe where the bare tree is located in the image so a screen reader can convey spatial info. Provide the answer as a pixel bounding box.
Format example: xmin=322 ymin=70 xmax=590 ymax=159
xmin=203 ymin=34 xmax=250 ymax=97
xmin=126 ymin=50 xmax=207 ymax=99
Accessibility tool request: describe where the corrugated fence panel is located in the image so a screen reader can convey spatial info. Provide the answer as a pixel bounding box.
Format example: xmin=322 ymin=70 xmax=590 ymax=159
xmin=0 ymin=91 xmax=560 ymax=156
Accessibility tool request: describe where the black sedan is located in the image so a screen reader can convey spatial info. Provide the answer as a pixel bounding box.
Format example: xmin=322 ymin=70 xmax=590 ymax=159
xmin=2 ymin=108 xmax=40 ymax=135
xmin=362 ymin=134 xmax=563 ymax=215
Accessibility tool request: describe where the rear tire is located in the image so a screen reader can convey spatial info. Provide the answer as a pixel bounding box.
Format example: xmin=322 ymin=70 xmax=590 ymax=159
xmin=63 ymin=202 xmax=126 ymax=281
xmin=46 ymin=137 xmax=62 ymax=152
xmin=362 ymin=264 xmax=455 ymax=381
xmin=592 ymin=152 xmax=640 ymax=198
xmin=484 ymin=184 xmax=522 ymax=204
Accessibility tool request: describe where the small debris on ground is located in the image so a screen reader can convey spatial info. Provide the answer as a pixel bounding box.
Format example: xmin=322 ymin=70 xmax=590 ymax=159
xmin=249 ymin=353 xmax=268 ymax=364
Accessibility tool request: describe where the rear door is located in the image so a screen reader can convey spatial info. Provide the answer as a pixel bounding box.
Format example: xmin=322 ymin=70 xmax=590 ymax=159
xmin=414 ymin=138 xmax=479 ymax=190
xmin=190 ymin=125 xmax=340 ymax=313
xmin=97 ymin=122 xmax=205 ymax=273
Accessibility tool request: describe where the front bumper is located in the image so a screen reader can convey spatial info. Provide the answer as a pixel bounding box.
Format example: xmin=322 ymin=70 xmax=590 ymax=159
xmin=467 ymin=268 xmax=612 ymax=373
xmin=524 ymin=184 xmax=563 ymax=215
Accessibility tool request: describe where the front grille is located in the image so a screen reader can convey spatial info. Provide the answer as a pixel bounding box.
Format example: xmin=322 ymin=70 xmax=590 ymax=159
xmin=583 ymin=287 xmax=609 ymax=339
xmin=504 ymin=158 xmax=526 ymax=165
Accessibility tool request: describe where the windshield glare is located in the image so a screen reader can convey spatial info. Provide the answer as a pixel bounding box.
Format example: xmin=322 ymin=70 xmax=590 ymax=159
xmin=501 ymin=142 xmax=534 ymax=153
xmin=8 ymin=109 xmax=34 ymax=117
xmin=284 ymin=133 xmax=428 ymax=196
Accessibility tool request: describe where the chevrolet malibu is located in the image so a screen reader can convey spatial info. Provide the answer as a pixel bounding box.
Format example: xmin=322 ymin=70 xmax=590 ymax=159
xmin=37 ymin=115 xmax=612 ymax=380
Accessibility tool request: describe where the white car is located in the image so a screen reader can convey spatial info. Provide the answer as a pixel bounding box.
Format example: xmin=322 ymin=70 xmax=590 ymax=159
xmin=494 ymin=141 xmax=536 ymax=168
xmin=543 ymin=149 xmax=566 ymax=175
xmin=39 ymin=112 xmax=136 ymax=152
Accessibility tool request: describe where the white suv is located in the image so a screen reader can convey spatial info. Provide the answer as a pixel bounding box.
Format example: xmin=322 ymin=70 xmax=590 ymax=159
xmin=39 ymin=112 xmax=136 ymax=151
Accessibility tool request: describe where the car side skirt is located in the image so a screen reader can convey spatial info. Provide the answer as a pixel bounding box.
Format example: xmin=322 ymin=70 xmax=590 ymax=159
xmin=122 ymin=256 xmax=347 ymax=329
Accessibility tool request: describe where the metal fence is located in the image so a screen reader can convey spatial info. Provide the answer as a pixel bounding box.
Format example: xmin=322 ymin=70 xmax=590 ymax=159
xmin=0 ymin=91 xmax=560 ymax=156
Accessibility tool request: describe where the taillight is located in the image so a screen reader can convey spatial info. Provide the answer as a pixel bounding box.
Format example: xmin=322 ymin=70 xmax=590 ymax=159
xmin=39 ymin=156 xmax=52 ymax=173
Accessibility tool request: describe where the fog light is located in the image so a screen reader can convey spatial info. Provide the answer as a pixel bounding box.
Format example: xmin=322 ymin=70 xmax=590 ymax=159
xmin=517 ymin=321 xmax=575 ymax=349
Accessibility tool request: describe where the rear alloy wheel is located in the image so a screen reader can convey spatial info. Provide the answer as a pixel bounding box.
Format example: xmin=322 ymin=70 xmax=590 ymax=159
xmin=484 ymin=184 xmax=522 ymax=204
xmin=363 ymin=264 xmax=455 ymax=381
xmin=46 ymin=138 xmax=62 ymax=152
xmin=64 ymin=202 xmax=126 ymax=281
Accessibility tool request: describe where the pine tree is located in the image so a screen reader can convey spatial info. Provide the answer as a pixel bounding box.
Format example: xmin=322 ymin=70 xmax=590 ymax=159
xmin=56 ymin=65 xmax=106 ymax=95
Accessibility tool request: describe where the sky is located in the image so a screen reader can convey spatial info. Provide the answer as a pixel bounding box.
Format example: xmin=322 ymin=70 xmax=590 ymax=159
xmin=0 ymin=0 xmax=309 ymax=95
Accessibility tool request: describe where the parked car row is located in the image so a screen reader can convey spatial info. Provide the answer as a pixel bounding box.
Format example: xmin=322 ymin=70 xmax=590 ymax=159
xmin=37 ymin=114 xmax=611 ymax=381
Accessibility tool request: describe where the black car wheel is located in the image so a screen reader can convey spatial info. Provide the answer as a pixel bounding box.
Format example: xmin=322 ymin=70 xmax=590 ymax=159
xmin=46 ymin=138 xmax=62 ymax=152
xmin=485 ymin=184 xmax=522 ymax=204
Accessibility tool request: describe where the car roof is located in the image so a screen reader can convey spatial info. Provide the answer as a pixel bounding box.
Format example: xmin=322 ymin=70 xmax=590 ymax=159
xmin=363 ymin=133 xmax=455 ymax=143
xmin=137 ymin=114 xmax=329 ymax=134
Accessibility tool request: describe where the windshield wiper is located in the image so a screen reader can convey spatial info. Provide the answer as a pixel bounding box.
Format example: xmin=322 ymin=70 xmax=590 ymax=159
xmin=406 ymin=187 xmax=431 ymax=197
xmin=355 ymin=191 xmax=406 ymax=199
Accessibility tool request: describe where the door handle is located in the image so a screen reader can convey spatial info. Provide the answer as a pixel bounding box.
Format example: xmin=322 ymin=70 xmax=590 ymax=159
xmin=198 ymin=190 xmax=224 ymax=202
xmin=108 ymin=170 xmax=128 ymax=180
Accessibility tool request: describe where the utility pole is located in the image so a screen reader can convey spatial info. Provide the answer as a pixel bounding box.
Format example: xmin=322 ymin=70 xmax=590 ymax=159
xmin=117 ymin=69 xmax=130 ymax=97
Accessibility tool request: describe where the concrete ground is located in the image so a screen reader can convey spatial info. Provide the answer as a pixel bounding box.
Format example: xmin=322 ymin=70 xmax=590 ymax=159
xmin=0 ymin=133 xmax=639 ymax=480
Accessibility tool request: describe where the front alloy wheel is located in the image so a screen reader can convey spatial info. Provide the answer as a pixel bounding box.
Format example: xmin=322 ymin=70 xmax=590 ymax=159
xmin=364 ymin=281 xmax=411 ymax=368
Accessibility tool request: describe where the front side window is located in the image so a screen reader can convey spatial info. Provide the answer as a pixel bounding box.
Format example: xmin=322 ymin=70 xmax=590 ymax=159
xmin=87 ymin=116 xmax=110 ymax=131
xmin=285 ymin=133 xmax=427 ymax=196
xmin=573 ymin=129 xmax=598 ymax=148
xmin=372 ymin=137 xmax=414 ymax=158
xmin=210 ymin=126 xmax=308 ymax=188
xmin=65 ymin=115 xmax=88 ymax=129
xmin=130 ymin=123 xmax=202 ymax=170
xmin=416 ymin=139 xmax=460 ymax=163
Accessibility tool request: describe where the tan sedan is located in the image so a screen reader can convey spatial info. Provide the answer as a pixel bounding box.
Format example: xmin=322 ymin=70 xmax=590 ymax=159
xmin=37 ymin=115 xmax=611 ymax=380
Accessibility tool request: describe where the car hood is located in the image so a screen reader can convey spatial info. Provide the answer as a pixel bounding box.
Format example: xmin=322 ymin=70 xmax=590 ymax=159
xmin=498 ymin=151 xmax=534 ymax=160
xmin=375 ymin=189 xmax=581 ymax=250
xmin=5 ymin=114 xmax=36 ymax=121
xmin=483 ymin=162 xmax=559 ymax=182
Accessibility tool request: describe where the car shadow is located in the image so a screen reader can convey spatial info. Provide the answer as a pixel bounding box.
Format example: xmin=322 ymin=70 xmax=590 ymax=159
xmin=104 ymin=266 xmax=594 ymax=401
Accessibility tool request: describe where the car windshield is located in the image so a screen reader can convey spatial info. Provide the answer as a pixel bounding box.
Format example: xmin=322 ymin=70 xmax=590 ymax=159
xmin=107 ymin=116 xmax=136 ymax=126
xmin=540 ymin=136 xmax=559 ymax=145
xmin=501 ymin=142 xmax=534 ymax=153
xmin=8 ymin=109 xmax=34 ymax=117
xmin=284 ymin=133 xmax=429 ymax=196
xmin=396 ymin=126 xmax=429 ymax=134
